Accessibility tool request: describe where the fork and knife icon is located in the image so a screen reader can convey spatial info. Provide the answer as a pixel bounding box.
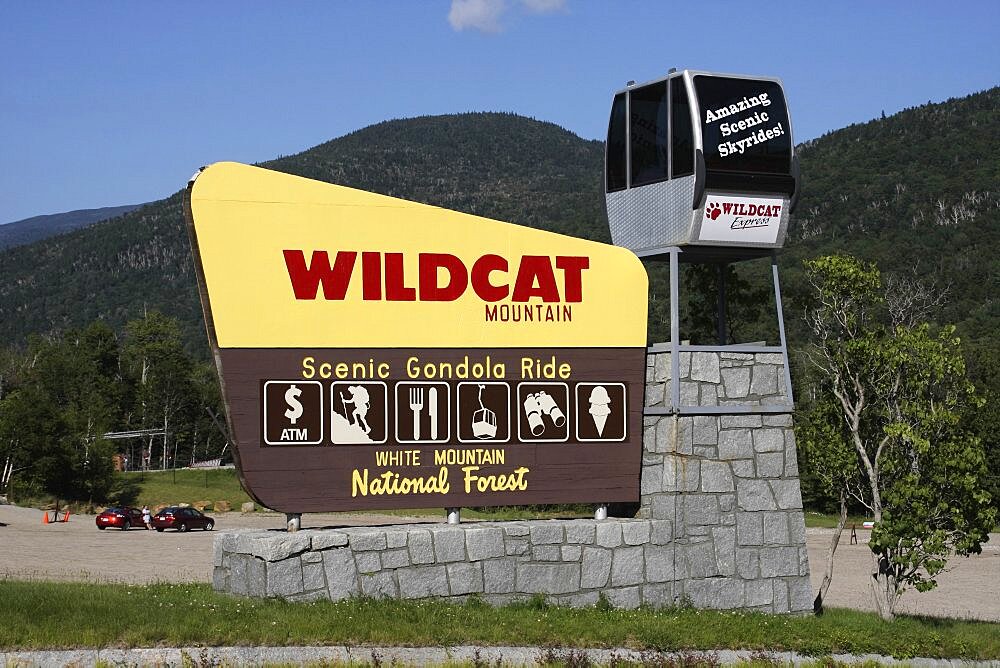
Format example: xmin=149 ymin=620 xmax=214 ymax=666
xmin=408 ymin=386 xmax=439 ymax=440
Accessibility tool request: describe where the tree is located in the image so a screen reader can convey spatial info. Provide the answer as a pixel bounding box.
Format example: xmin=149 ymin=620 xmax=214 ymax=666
xmin=963 ymin=344 xmax=1000 ymax=518
xmin=802 ymin=255 xmax=995 ymax=620
xmin=0 ymin=326 xmax=119 ymax=505
xmin=797 ymin=395 xmax=861 ymax=613
xmin=683 ymin=263 xmax=772 ymax=345
xmin=0 ymin=314 xmax=223 ymax=503
xmin=123 ymin=311 xmax=196 ymax=469
xmin=0 ymin=346 xmax=27 ymax=497
xmin=188 ymin=362 xmax=227 ymax=465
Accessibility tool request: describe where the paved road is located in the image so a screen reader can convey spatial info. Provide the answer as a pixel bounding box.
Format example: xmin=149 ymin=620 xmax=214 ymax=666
xmin=2 ymin=504 xmax=997 ymax=620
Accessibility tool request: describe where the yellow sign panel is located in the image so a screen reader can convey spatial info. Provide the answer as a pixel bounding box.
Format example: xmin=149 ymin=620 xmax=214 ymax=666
xmin=188 ymin=162 xmax=647 ymax=349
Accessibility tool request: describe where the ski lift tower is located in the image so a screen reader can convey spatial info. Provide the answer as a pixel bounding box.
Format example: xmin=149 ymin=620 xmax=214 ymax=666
xmin=605 ymin=69 xmax=799 ymax=414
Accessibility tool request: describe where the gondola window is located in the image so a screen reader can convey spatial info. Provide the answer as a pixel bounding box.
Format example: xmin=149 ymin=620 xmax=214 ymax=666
xmin=694 ymin=75 xmax=791 ymax=175
xmin=606 ymin=93 xmax=628 ymax=192
xmin=629 ymin=82 xmax=669 ymax=187
xmin=670 ymin=77 xmax=694 ymax=178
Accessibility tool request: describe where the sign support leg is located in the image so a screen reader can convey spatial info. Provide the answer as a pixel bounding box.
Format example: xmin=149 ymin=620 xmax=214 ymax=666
xmin=285 ymin=513 xmax=301 ymax=532
xmin=594 ymin=504 xmax=608 ymax=520
xmin=771 ymin=253 xmax=794 ymax=402
xmin=717 ymin=263 xmax=728 ymax=345
xmin=669 ymin=248 xmax=681 ymax=411
xmin=446 ymin=508 xmax=461 ymax=524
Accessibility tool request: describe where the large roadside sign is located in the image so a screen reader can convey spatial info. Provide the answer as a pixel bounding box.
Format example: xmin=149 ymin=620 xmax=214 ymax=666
xmin=186 ymin=162 xmax=648 ymax=512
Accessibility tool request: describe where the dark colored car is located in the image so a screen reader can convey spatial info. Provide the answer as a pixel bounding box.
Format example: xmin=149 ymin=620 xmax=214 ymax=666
xmin=96 ymin=506 xmax=146 ymax=531
xmin=151 ymin=506 xmax=215 ymax=532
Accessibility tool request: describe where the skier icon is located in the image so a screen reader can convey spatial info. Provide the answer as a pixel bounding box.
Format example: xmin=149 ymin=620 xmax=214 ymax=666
xmin=341 ymin=385 xmax=371 ymax=434
xmin=588 ymin=385 xmax=612 ymax=436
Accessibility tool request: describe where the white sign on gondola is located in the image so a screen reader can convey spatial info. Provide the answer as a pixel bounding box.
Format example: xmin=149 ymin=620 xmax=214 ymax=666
xmin=698 ymin=194 xmax=783 ymax=244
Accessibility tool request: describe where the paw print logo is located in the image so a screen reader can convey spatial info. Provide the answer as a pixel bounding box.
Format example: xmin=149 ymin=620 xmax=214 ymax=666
xmin=706 ymin=203 xmax=722 ymax=221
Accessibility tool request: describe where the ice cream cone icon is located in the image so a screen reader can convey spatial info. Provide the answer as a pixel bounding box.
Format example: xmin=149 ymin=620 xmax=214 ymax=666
xmin=588 ymin=386 xmax=612 ymax=436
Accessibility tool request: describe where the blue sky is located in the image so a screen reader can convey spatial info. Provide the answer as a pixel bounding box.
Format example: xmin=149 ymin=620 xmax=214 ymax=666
xmin=2 ymin=1 xmax=998 ymax=224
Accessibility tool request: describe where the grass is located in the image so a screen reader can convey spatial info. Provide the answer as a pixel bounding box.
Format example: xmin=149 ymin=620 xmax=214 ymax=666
xmin=122 ymin=468 xmax=254 ymax=510
xmin=802 ymin=512 xmax=870 ymax=529
xmin=1 ymin=581 xmax=997 ymax=659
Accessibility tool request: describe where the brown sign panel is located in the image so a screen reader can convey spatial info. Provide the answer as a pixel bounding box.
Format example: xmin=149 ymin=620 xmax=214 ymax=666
xmin=186 ymin=163 xmax=648 ymax=512
xmin=228 ymin=348 xmax=644 ymax=510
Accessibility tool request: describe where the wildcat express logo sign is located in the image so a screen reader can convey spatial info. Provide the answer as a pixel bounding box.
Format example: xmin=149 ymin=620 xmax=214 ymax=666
xmin=186 ymin=162 xmax=648 ymax=512
xmin=700 ymin=195 xmax=783 ymax=244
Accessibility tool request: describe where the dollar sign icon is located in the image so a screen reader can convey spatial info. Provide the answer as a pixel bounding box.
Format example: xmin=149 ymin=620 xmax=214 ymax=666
xmin=284 ymin=385 xmax=304 ymax=424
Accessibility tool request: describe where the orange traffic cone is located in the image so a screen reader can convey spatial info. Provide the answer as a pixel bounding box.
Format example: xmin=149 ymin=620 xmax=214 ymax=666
xmin=61 ymin=510 xmax=70 ymax=522
xmin=42 ymin=512 xmax=50 ymax=524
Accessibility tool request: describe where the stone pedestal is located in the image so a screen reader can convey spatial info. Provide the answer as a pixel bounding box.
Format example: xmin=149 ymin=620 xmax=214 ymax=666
xmin=212 ymin=348 xmax=811 ymax=612
xmin=637 ymin=348 xmax=811 ymax=611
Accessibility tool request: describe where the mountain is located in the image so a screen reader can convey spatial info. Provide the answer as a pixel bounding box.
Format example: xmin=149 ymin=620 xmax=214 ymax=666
xmin=0 ymin=113 xmax=605 ymax=351
xmin=0 ymin=93 xmax=996 ymax=362
xmin=0 ymin=205 xmax=142 ymax=251
xmin=782 ymin=87 xmax=1000 ymax=355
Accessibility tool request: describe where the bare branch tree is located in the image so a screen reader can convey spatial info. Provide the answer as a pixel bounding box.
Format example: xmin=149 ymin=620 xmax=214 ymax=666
xmin=884 ymin=271 xmax=951 ymax=328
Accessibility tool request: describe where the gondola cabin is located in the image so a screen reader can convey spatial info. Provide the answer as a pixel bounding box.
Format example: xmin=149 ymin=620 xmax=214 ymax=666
xmin=605 ymin=70 xmax=799 ymax=259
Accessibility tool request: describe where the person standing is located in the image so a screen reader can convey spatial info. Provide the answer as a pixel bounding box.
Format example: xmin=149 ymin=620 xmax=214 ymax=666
xmin=142 ymin=505 xmax=152 ymax=530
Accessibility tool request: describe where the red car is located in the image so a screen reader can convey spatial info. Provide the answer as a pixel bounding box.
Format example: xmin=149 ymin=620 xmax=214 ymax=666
xmin=96 ymin=506 xmax=146 ymax=531
xmin=151 ymin=506 xmax=215 ymax=532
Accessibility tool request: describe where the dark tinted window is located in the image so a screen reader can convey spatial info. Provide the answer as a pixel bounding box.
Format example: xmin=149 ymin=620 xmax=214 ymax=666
xmin=629 ymin=82 xmax=668 ymax=187
xmin=606 ymin=93 xmax=627 ymax=192
xmin=695 ymin=76 xmax=791 ymax=175
xmin=671 ymin=77 xmax=694 ymax=177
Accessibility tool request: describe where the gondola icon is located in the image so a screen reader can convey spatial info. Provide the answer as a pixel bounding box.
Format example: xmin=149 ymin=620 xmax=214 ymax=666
xmin=471 ymin=384 xmax=498 ymax=439
xmin=457 ymin=382 xmax=510 ymax=443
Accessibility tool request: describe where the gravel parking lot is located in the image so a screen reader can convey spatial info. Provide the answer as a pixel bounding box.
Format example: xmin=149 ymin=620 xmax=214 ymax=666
xmin=2 ymin=504 xmax=997 ymax=621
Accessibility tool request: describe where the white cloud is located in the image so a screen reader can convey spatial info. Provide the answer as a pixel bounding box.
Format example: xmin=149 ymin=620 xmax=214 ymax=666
xmin=521 ymin=0 xmax=566 ymax=13
xmin=448 ymin=0 xmax=567 ymax=33
xmin=448 ymin=0 xmax=507 ymax=33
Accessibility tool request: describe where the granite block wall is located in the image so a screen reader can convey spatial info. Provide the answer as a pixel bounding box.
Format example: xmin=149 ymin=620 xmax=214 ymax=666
xmin=213 ymin=349 xmax=812 ymax=612
xmin=635 ymin=349 xmax=811 ymax=611
xmin=213 ymin=515 xmax=809 ymax=612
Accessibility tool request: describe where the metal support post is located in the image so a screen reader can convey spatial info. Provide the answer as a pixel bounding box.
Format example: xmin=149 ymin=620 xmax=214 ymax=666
xmin=594 ymin=504 xmax=608 ymax=520
xmin=771 ymin=253 xmax=794 ymax=404
xmin=446 ymin=507 xmax=461 ymax=524
xmin=286 ymin=513 xmax=301 ymax=532
xmin=669 ymin=248 xmax=681 ymax=411
xmin=717 ymin=263 xmax=728 ymax=345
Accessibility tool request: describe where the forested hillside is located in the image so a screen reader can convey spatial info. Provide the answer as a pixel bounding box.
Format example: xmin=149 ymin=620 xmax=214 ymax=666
xmin=0 ymin=204 xmax=141 ymax=250
xmin=0 ymin=92 xmax=996 ymax=362
xmin=783 ymin=87 xmax=999 ymax=355
xmin=0 ymin=113 xmax=605 ymax=352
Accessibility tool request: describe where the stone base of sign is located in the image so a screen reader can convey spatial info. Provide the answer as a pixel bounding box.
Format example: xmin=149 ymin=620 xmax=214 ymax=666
xmin=212 ymin=516 xmax=810 ymax=611
xmin=212 ymin=347 xmax=811 ymax=612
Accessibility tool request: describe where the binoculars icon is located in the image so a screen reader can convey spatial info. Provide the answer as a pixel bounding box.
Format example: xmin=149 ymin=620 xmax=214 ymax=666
xmin=523 ymin=390 xmax=566 ymax=436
